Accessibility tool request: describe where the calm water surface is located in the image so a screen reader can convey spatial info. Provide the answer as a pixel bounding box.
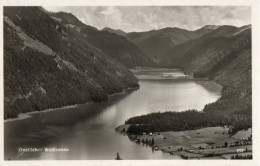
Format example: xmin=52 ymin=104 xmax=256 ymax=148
xmin=4 ymin=69 xmax=222 ymax=160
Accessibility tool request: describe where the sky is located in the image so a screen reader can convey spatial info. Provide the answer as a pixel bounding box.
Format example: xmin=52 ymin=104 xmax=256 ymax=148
xmin=43 ymin=6 xmax=251 ymax=32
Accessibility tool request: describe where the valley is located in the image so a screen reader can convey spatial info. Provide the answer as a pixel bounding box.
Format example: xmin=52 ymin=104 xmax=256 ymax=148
xmin=4 ymin=6 xmax=252 ymax=160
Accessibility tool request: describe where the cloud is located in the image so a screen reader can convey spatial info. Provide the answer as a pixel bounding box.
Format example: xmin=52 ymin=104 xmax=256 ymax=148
xmin=43 ymin=6 xmax=251 ymax=32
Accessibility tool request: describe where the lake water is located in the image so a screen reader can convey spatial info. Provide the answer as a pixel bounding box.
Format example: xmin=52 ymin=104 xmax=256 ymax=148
xmin=4 ymin=69 xmax=222 ymax=160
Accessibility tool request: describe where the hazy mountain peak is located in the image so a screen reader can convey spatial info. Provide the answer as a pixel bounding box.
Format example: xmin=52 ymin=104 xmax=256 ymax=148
xmin=51 ymin=11 xmax=99 ymax=31
xmin=232 ymin=24 xmax=251 ymax=36
xmin=200 ymin=25 xmax=220 ymax=30
xmin=101 ymin=27 xmax=126 ymax=36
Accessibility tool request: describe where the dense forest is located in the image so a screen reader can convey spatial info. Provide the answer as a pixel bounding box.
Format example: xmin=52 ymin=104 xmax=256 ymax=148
xmin=126 ymin=108 xmax=251 ymax=134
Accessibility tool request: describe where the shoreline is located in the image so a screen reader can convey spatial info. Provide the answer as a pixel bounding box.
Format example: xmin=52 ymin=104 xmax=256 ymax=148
xmin=4 ymin=86 xmax=139 ymax=123
xmin=116 ymin=125 xmax=252 ymax=160
xmin=4 ymin=105 xmax=79 ymax=123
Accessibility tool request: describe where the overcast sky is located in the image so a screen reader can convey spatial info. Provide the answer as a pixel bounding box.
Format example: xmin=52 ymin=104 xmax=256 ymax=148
xmin=43 ymin=6 xmax=251 ymax=32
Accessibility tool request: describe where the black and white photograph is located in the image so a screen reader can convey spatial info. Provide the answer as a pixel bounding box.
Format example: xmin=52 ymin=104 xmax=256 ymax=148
xmin=1 ymin=2 xmax=259 ymax=164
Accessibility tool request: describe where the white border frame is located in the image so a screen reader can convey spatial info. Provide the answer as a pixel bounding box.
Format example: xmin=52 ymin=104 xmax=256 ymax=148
xmin=0 ymin=0 xmax=259 ymax=166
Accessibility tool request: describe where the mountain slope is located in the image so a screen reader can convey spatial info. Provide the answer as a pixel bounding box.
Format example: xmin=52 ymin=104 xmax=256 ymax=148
xmin=161 ymin=25 xmax=252 ymax=131
xmin=159 ymin=25 xmax=250 ymax=73
xmin=125 ymin=27 xmax=215 ymax=61
xmin=4 ymin=7 xmax=139 ymax=119
xmin=159 ymin=26 xmax=239 ymax=67
xmin=50 ymin=12 xmax=156 ymax=68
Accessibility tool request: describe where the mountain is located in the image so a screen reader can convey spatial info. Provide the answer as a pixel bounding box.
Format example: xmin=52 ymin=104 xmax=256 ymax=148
xmin=159 ymin=25 xmax=250 ymax=70
xmin=125 ymin=26 xmax=216 ymax=61
xmin=101 ymin=27 xmax=126 ymax=36
xmin=193 ymin=25 xmax=220 ymax=37
xmin=200 ymin=25 xmax=220 ymax=30
xmin=159 ymin=25 xmax=252 ymax=131
xmin=49 ymin=12 xmax=156 ymax=68
xmin=4 ymin=7 xmax=140 ymax=119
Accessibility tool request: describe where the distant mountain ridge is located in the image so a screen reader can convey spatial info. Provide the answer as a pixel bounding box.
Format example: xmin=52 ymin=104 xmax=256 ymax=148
xmin=102 ymin=25 xmax=250 ymax=64
xmin=50 ymin=12 xmax=156 ymax=68
xmin=124 ymin=26 xmax=218 ymax=61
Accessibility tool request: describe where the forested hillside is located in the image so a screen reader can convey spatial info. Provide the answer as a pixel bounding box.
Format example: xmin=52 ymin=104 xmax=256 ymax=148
xmin=4 ymin=7 xmax=140 ymax=119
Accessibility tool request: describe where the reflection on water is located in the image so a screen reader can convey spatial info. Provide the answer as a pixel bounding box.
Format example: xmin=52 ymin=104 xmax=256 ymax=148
xmin=4 ymin=69 xmax=221 ymax=160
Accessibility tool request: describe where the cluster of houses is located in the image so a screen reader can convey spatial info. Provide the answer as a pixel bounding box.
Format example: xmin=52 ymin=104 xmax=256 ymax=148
xmin=230 ymin=135 xmax=252 ymax=147
xmin=171 ymin=133 xmax=252 ymax=156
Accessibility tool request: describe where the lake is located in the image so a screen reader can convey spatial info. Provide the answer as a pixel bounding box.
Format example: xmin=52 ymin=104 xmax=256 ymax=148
xmin=4 ymin=69 xmax=222 ymax=160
